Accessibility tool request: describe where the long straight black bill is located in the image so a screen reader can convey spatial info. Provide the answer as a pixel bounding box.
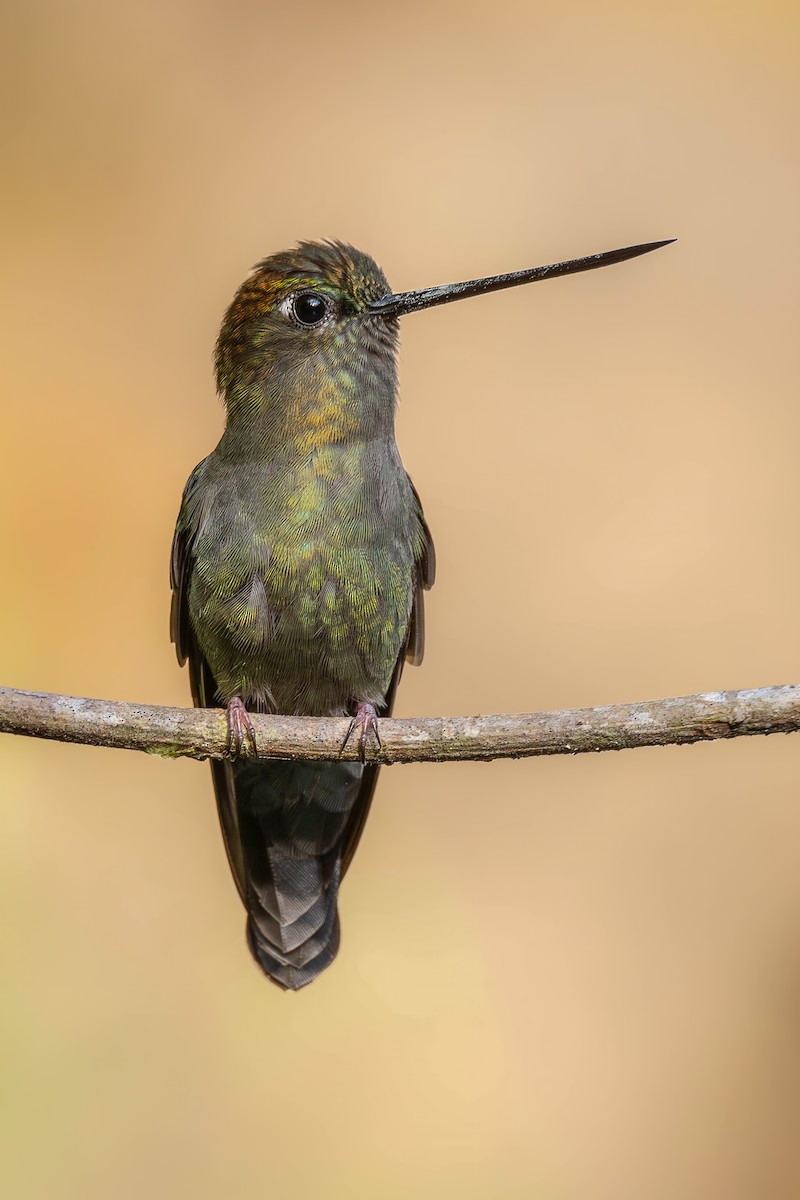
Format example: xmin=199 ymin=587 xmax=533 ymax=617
xmin=368 ymin=239 xmax=675 ymax=318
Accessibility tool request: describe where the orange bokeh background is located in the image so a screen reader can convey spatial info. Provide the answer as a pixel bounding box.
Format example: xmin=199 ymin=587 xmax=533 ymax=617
xmin=2 ymin=2 xmax=800 ymax=1196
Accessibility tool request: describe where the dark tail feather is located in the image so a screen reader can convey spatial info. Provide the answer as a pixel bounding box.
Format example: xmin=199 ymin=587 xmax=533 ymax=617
xmin=217 ymin=758 xmax=372 ymax=991
xmin=246 ymin=857 xmax=342 ymax=990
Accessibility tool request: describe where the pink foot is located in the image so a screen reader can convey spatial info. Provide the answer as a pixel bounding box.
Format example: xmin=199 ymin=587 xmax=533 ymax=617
xmin=225 ymin=696 xmax=257 ymax=758
xmin=341 ymin=702 xmax=381 ymax=763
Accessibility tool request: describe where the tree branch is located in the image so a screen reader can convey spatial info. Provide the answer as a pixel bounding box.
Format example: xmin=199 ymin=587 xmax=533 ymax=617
xmin=1 ymin=683 xmax=799 ymax=764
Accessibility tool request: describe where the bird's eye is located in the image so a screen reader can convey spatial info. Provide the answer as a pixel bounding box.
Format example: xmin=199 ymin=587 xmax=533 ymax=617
xmin=289 ymin=291 xmax=331 ymax=327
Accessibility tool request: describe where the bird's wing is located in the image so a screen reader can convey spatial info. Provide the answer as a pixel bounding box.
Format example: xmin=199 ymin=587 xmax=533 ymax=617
xmin=405 ymin=477 xmax=436 ymax=667
xmin=170 ymin=466 xmax=249 ymax=902
xmin=340 ymin=477 xmax=435 ymax=876
xmin=168 ymin=499 xmax=193 ymax=672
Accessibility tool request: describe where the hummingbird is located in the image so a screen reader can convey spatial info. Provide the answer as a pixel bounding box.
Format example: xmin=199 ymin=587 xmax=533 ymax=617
xmin=170 ymin=236 xmax=673 ymax=990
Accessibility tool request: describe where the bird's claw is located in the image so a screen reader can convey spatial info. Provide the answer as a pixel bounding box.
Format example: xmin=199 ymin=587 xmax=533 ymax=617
xmin=341 ymin=702 xmax=381 ymax=763
xmin=225 ymin=696 xmax=258 ymax=758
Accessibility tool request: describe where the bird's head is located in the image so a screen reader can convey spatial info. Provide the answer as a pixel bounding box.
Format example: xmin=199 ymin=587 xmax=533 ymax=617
xmin=215 ymin=241 xmax=397 ymax=411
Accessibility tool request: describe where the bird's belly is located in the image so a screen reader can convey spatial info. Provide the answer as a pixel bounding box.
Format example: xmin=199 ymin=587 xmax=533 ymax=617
xmin=192 ymin=536 xmax=414 ymax=715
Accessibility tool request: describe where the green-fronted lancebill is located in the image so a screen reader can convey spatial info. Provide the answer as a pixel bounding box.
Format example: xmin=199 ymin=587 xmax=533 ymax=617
xmin=170 ymin=236 xmax=674 ymax=990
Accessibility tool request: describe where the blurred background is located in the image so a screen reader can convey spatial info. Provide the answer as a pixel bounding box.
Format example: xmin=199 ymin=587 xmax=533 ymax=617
xmin=2 ymin=1 xmax=800 ymax=1196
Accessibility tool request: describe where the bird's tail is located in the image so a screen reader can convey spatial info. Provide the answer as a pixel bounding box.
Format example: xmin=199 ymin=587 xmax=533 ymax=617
xmin=212 ymin=757 xmax=377 ymax=990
